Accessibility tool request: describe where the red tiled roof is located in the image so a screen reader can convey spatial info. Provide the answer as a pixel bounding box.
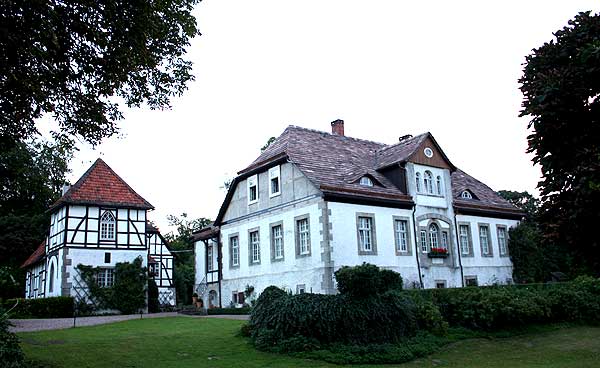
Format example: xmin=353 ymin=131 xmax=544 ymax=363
xmin=21 ymin=241 xmax=46 ymax=268
xmin=50 ymin=158 xmax=154 ymax=211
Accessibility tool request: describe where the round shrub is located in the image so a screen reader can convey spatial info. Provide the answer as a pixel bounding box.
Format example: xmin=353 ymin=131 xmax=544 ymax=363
xmin=334 ymin=263 xmax=403 ymax=298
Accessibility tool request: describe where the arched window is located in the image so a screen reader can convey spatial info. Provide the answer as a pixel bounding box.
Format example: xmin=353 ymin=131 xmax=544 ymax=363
xmin=461 ymin=190 xmax=473 ymax=199
xmin=429 ymin=223 xmax=439 ymax=250
xmin=424 ymin=171 xmax=433 ymax=194
xmin=100 ymin=211 xmax=116 ymax=240
xmin=359 ymin=176 xmax=373 ymax=187
xmin=415 ymin=172 xmax=422 ymax=192
xmin=436 ymin=176 xmax=442 ymax=195
xmin=48 ymin=262 xmax=55 ymax=293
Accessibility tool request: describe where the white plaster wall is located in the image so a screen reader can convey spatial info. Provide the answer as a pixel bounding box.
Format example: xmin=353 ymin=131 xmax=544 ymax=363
xmin=328 ymin=202 xmax=421 ymax=288
xmin=456 ymin=214 xmax=518 ymax=285
xmin=219 ymin=199 xmax=325 ymax=306
xmin=44 ymin=253 xmax=62 ymax=297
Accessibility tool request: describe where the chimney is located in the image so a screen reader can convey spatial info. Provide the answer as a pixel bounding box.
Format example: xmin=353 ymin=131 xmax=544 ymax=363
xmin=399 ymin=134 xmax=413 ymax=142
xmin=331 ymin=119 xmax=345 ymax=136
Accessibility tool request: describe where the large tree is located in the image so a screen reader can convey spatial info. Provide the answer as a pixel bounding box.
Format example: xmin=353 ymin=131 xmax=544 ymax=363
xmin=1 ymin=0 xmax=201 ymax=145
xmin=519 ymin=11 xmax=600 ymax=276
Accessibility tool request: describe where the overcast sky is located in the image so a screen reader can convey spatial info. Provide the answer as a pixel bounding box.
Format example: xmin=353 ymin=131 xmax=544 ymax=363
xmin=61 ymin=1 xmax=600 ymax=235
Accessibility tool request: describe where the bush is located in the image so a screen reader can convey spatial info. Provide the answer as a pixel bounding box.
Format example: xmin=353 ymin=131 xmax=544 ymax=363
xmin=0 ymin=306 xmax=25 ymax=367
xmin=334 ymin=263 xmax=403 ymax=298
xmin=249 ymin=287 xmax=419 ymax=349
xmin=1 ymin=297 xmax=74 ymax=319
xmin=148 ymin=279 xmax=159 ymax=313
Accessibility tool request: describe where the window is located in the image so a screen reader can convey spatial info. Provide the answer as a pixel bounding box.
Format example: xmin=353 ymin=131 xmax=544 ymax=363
xmin=461 ymin=190 xmax=473 ymax=199
xmin=465 ymin=276 xmax=478 ymax=287
xmin=429 ymin=223 xmax=439 ymax=250
xmin=479 ymin=225 xmax=491 ymax=256
xmin=424 ymin=171 xmax=433 ymax=194
xmin=104 ymin=252 xmax=111 ymax=263
xmin=441 ymin=231 xmax=449 ymax=250
xmin=249 ymin=231 xmax=260 ymax=264
xmin=497 ymin=227 xmax=508 ymax=256
xmin=459 ymin=224 xmax=471 ymax=255
xmin=100 ymin=211 xmax=116 ymax=241
xmin=296 ymin=284 xmax=306 ymax=294
xmin=96 ymin=268 xmax=114 ymax=288
xmin=48 ymin=263 xmax=55 ymax=293
xmin=358 ymin=216 xmax=373 ymax=251
xmin=297 ymin=218 xmax=310 ymax=255
xmin=436 ymin=176 xmax=442 ymax=195
xmin=230 ymin=236 xmax=239 ymax=267
xmin=151 ymin=263 xmax=160 ymax=277
xmin=269 ymin=166 xmax=281 ymax=197
xmin=395 ymin=219 xmax=408 ymax=253
xmin=424 ymin=147 xmax=434 ymax=158
xmin=207 ymin=245 xmax=213 ymax=271
xmin=420 ymin=230 xmax=428 ymax=252
xmin=359 ymin=176 xmax=373 ymax=186
xmin=247 ymin=174 xmax=258 ymax=204
xmin=415 ymin=172 xmax=421 ymax=192
xmin=272 ymin=224 xmax=283 ymax=260
xmin=435 ymin=280 xmax=446 ymax=289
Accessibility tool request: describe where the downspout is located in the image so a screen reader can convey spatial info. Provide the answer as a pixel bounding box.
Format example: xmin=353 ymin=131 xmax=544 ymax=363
xmin=453 ymin=212 xmax=465 ymax=287
xmin=412 ymin=205 xmax=424 ymax=289
xmin=217 ymin=235 xmax=222 ymax=308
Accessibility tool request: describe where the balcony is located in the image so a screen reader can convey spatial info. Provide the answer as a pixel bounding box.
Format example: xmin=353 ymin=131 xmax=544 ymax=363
xmin=428 ymin=247 xmax=449 ymax=259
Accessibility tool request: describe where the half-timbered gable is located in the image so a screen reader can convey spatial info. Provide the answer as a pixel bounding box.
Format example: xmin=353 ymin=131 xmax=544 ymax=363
xmin=22 ymin=158 xmax=174 ymax=307
xmin=146 ymin=223 xmax=176 ymax=306
xmin=194 ymin=120 xmax=524 ymax=307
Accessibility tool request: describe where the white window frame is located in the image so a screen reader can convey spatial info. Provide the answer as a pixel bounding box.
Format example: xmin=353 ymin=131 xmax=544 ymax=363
xmin=436 ymin=175 xmax=443 ymax=195
xmin=395 ymin=219 xmax=408 ymax=253
xmin=429 ymin=223 xmax=439 ymax=250
xmin=459 ymin=224 xmax=471 ymax=255
xmin=479 ymin=225 xmax=491 ymax=256
xmin=420 ymin=230 xmax=428 ymax=253
xmin=250 ymin=230 xmax=260 ymax=263
xmin=298 ymin=218 xmax=310 ymax=255
xmin=424 ymin=171 xmax=434 ymax=194
xmin=441 ymin=231 xmax=449 ymax=250
xmin=415 ymin=172 xmax=421 ymax=193
xmin=230 ymin=236 xmax=240 ymax=267
xmin=358 ymin=216 xmax=373 ymax=252
xmin=207 ymin=245 xmax=213 ymax=271
xmin=247 ymin=174 xmax=258 ymax=204
xmin=100 ymin=211 xmax=116 ymax=241
xmin=461 ymin=190 xmax=473 ymax=199
xmin=272 ymin=224 xmax=283 ymax=259
xmin=497 ymin=226 xmax=508 ymax=256
xmin=359 ymin=176 xmax=373 ymax=187
xmin=269 ymin=166 xmax=281 ymax=197
xmin=96 ymin=268 xmax=114 ymax=288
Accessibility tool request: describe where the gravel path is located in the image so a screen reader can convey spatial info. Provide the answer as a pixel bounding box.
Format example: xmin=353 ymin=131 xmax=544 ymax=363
xmin=9 ymin=312 xmax=249 ymax=333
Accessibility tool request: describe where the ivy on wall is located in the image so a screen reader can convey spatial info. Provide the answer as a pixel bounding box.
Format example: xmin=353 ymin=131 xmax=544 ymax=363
xmin=77 ymin=257 xmax=147 ymax=314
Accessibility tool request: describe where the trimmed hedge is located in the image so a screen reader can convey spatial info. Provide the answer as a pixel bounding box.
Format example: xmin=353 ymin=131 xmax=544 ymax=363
xmin=1 ymin=296 xmax=74 ymax=319
xmin=249 ymin=286 xmax=420 ymax=348
xmin=207 ymin=307 xmax=251 ymax=315
xmin=407 ymin=276 xmax=600 ymax=331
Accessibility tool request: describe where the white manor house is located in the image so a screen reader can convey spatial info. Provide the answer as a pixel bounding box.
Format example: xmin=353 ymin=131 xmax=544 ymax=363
xmin=22 ymin=159 xmax=176 ymax=308
xmin=193 ymin=120 xmax=524 ymax=308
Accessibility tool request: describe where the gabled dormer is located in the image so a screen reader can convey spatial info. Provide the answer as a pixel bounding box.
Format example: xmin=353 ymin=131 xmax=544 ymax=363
xmin=47 ymin=159 xmax=154 ymax=251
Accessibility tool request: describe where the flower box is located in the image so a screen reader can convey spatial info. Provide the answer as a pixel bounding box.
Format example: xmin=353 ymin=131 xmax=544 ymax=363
xmin=428 ymin=247 xmax=449 ymax=258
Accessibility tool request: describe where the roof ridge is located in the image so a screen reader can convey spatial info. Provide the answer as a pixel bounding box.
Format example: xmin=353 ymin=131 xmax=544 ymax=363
xmin=376 ymin=132 xmax=429 ymax=153
xmin=286 ymin=125 xmax=386 ymax=147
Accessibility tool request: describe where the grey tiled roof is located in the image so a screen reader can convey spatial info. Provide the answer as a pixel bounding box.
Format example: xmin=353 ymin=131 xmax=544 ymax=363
xmin=237 ymin=125 xmax=520 ymax=214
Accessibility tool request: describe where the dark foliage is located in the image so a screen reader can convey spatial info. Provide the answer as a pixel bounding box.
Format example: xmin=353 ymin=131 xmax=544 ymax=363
xmin=0 ymin=306 xmax=25 ymax=367
xmin=1 ymin=0 xmax=201 ymax=146
xmin=148 ymin=279 xmax=159 ymax=313
xmin=249 ymin=287 xmax=419 ymax=348
xmin=519 ymin=11 xmax=600 ymax=276
xmin=334 ymin=262 xmax=403 ymax=298
xmin=1 ymin=297 xmax=73 ymax=319
xmin=77 ymin=257 xmax=147 ymax=314
xmin=207 ymin=307 xmax=251 ymax=315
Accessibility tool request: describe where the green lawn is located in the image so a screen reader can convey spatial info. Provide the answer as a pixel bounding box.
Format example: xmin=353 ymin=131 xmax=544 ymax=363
xmin=18 ymin=317 xmax=600 ymax=368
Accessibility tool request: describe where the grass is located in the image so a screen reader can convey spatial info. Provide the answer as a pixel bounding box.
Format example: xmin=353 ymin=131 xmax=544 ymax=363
xmin=18 ymin=317 xmax=600 ymax=368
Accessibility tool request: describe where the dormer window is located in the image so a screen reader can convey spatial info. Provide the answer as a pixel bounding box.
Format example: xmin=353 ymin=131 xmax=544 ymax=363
xmin=269 ymin=166 xmax=281 ymax=197
xmin=461 ymin=190 xmax=473 ymax=199
xmin=247 ymin=174 xmax=258 ymax=204
xmin=100 ymin=211 xmax=116 ymax=241
xmin=359 ymin=176 xmax=373 ymax=187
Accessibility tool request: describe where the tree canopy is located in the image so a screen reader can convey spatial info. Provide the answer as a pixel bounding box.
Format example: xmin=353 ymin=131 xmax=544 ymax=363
xmin=519 ymin=11 xmax=600 ymax=275
xmin=1 ymin=0 xmax=201 ymax=146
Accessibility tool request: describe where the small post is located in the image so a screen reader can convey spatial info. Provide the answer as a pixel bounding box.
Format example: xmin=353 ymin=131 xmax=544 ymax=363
xmin=73 ymin=300 xmax=77 ymax=328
